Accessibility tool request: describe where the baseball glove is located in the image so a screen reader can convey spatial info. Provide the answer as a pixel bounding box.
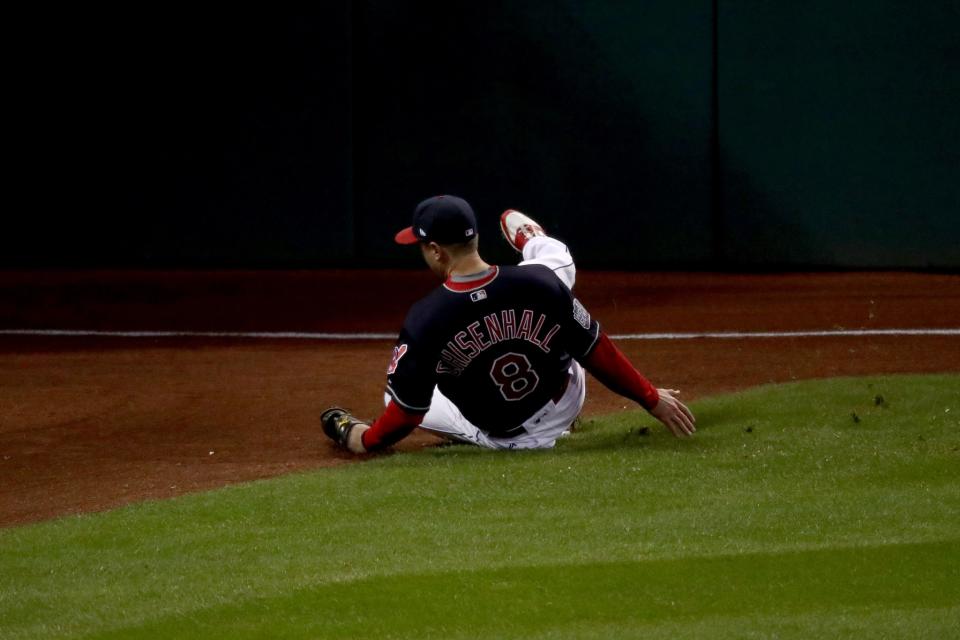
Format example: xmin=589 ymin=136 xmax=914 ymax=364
xmin=321 ymin=407 xmax=370 ymax=453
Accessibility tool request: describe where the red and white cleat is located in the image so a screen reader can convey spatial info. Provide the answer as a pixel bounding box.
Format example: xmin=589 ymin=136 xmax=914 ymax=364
xmin=500 ymin=209 xmax=546 ymax=253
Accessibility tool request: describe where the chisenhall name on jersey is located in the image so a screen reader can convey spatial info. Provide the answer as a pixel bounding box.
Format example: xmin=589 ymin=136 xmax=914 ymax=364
xmin=436 ymin=308 xmax=562 ymax=375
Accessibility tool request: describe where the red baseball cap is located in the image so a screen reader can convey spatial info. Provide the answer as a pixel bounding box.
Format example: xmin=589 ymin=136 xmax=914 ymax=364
xmin=395 ymin=195 xmax=478 ymax=245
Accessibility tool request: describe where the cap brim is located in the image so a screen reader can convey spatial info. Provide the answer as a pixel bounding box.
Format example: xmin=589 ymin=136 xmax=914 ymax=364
xmin=394 ymin=227 xmax=420 ymax=245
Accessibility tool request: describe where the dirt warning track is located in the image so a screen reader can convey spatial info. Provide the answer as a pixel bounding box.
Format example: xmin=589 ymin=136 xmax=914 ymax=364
xmin=1 ymin=271 xmax=958 ymax=526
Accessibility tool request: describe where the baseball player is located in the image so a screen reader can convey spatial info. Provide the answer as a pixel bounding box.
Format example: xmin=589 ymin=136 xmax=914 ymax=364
xmin=322 ymin=195 xmax=695 ymax=453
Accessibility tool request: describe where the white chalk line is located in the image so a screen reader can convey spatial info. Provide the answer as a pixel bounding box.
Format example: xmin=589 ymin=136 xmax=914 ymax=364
xmin=613 ymin=329 xmax=960 ymax=339
xmin=0 ymin=328 xmax=958 ymax=341
xmin=0 ymin=329 xmax=398 ymax=340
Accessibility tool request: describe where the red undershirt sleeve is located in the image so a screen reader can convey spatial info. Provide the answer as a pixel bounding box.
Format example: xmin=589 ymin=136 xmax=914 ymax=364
xmin=582 ymin=332 xmax=660 ymax=411
xmin=361 ymin=400 xmax=425 ymax=452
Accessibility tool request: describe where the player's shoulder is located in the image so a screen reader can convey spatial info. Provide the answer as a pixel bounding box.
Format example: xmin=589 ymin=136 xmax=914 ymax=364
xmin=401 ymin=286 xmax=453 ymax=336
xmin=498 ymin=263 xmax=566 ymax=289
xmin=407 ymin=286 xmax=445 ymax=314
xmin=498 ymin=264 xmax=573 ymax=303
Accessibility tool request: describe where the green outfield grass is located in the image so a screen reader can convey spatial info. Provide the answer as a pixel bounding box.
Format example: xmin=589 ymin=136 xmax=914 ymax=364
xmin=1 ymin=374 xmax=958 ymax=639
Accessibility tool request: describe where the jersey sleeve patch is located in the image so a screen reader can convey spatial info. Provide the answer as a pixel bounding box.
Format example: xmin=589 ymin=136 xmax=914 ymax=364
xmin=561 ymin=291 xmax=601 ymax=361
xmin=572 ymin=298 xmax=592 ymax=330
xmin=386 ymin=343 xmax=408 ymax=375
xmin=386 ymin=324 xmax=437 ymax=413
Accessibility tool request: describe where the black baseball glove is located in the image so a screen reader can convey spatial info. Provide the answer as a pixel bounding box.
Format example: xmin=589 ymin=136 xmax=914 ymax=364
xmin=321 ymin=407 xmax=369 ymax=453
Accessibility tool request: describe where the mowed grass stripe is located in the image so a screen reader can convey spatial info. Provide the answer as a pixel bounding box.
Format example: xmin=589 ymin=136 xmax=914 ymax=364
xmin=0 ymin=374 xmax=957 ymax=639
xmin=93 ymin=541 xmax=960 ymax=639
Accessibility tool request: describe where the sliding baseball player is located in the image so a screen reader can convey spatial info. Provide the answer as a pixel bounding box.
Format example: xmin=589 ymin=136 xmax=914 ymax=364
xmin=322 ymin=195 xmax=695 ymax=452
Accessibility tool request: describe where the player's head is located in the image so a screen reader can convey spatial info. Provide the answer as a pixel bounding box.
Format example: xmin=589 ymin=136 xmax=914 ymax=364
xmin=395 ymin=195 xmax=478 ymax=246
xmin=395 ymin=195 xmax=480 ymax=277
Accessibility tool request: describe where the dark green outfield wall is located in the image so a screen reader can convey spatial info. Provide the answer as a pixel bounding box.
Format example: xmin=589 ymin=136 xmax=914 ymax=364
xmin=4 ymin=3 xmax=957 ymax=268
xmin=352 ymin=1 xmax=715 ymax=269
xmin=718 ymin=1 xmax=959 ymax=268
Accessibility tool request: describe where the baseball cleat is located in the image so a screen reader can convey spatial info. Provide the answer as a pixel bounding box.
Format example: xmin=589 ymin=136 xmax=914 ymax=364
xmin=500 ymin=209 xmax=546 ymax=253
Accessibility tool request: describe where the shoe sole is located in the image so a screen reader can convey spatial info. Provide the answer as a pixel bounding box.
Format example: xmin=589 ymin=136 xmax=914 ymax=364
xmin=500 ymin=210 xmax=522 ymax=253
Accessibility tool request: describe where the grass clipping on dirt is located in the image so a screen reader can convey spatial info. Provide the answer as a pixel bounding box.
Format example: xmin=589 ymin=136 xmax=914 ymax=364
xmin=1 ymin=374 xmax=958 ymax=639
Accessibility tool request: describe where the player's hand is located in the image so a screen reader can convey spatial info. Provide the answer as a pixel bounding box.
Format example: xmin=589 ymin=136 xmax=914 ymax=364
xmin=649 ymin=389 xmax=696 ymax=438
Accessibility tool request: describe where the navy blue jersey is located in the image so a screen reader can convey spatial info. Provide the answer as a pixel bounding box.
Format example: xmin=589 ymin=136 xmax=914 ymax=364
xmin=385 ymin=264 xmax=600 ymax=436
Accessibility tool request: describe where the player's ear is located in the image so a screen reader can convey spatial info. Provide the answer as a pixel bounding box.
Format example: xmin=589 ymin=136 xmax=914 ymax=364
xmin=427 ymin=242 xmax=444 ymax=261
xmin=419 ymin=241 xmax=441 ymax=267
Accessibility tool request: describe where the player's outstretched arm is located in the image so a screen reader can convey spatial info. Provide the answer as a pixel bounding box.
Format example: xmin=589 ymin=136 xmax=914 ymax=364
xmin=581 ymin=333 xmax=696 ymax=437
xmin=321 ymin=401 xmax=425 ymax=454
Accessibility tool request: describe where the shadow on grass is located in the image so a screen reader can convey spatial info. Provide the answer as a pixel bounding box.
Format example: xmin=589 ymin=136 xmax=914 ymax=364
xmin=384 ymin=409 xmax=715 ymax=467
